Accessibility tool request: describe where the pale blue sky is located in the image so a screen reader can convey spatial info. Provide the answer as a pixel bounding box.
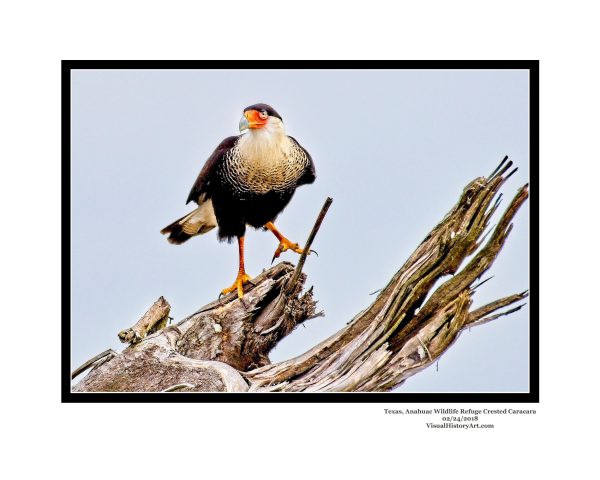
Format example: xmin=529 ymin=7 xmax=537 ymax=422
xmin=71 ymin=68 xmax=530 ymax=392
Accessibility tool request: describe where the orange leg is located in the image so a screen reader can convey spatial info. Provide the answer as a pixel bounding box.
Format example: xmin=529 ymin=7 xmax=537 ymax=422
xmin=221 ymin=235 xmax=252 ymax=299
xmin=265 ymin=222 xmax=306 ymax=261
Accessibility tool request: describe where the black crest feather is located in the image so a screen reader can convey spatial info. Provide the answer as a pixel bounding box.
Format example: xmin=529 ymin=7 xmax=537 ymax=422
xmin=243 ymin=103 xmax=282 ymax=121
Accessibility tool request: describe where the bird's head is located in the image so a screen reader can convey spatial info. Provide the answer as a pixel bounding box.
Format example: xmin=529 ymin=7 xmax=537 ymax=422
xmin=239 ymin=103 xmax=284 ymax=134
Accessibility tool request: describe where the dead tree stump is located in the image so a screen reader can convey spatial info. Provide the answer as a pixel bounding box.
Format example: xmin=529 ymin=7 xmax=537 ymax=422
xmin=72 ymin=157 xmax=529 ymax=393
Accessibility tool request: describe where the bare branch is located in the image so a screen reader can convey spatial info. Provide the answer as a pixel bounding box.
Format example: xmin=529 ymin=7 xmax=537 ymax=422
xmin=71 ymin=349 xmax=118 ymax=380
xmin=72 ymin=158 xmax=529 ymax=393
xmin=118 ymin=296 xmax=171 ymax=344
xmin=285 ymin=197 xmax=333 ymax=295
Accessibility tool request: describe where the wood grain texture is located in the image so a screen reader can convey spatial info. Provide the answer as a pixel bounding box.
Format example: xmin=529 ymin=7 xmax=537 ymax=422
xmin=117 ymin=296 xmax=171 ymax=344
xmin=73 ymin=158 xmax=529 ymax=393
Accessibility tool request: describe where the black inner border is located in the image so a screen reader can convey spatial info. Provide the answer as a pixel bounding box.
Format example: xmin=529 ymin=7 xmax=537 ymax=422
xmin=62 ymin=60 xmax=539 ymax=403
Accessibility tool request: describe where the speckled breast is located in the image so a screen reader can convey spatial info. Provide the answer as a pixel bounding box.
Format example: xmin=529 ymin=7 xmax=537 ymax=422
xmin=218 ymin=141 xmax=309 ymax=196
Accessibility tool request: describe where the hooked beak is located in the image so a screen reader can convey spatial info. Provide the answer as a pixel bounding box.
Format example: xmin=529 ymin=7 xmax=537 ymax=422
xmin=239 ymin=115 xmax=249 ymax=132
xmin=239 ymin=110 xmax=267 ymax=132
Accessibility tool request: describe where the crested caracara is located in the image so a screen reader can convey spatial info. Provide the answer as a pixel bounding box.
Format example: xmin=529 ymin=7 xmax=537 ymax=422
xmin=161 ymin=103 xmax=316 ymax=298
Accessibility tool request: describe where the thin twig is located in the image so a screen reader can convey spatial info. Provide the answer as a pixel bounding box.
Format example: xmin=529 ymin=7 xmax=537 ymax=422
xmin=488 ymin=155 xmax=509 ymax=179
xmin=467 ymin=290 xmax=529 ymax=325
xmin=491 ymin=158 xmax=513 ymax=181
xmin=471 ymin=276 xmax=494 ymax=291
xmin=71 ymin=349 xmax=118 ymax=379
xmin=504 ymin=167 xmax=519 ymax=183
xmin=258 ymin=199 xmax=333 ymax=337
xmin=284 ymin=197 xmax=333 ymax=295
xmin=468 ymin=303 xmax=527 ymax=328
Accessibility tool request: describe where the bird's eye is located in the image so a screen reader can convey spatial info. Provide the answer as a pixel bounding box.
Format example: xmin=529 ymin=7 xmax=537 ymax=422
xmin=259 ymin=110 xmax=268 ymax=119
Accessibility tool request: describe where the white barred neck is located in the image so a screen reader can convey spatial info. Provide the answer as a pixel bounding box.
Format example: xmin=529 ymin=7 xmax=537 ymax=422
xmin=238 ymin=116 xmax=292 ymax=163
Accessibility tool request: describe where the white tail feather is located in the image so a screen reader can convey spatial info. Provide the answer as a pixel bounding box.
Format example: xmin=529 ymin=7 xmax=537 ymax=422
xmin=179 ymin=197 xmax=217 ymax=235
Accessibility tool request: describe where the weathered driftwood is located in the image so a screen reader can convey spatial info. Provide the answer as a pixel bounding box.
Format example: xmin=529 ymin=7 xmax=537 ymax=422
xmin=73 ymin=263 xmax=319 ymax=392
xmin=71 ymin=349 xmax=118 ymax=380
xmin=72 ymin=158 xmax=529 ymax=393
xmin=117 ymin=296 xmax=171 ymax=344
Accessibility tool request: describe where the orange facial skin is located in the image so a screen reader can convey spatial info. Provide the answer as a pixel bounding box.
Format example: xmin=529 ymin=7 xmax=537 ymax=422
xmin=244 ymin=109 xmax=268 ymax=129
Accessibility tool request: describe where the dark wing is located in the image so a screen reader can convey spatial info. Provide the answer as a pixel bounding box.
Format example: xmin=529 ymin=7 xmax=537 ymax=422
xmin=186 ymin=136 xmax=239 ymax=205
xmin=288 ymin=136 xmax=316 ymax=186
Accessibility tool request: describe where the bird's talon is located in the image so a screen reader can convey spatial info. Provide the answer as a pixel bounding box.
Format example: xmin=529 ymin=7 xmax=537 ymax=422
xmin=273 ymin=237 xmax=305 ymax=259
xmin=221 ymin=272 xmax=253 ymax=299
xmin=271 ymin=245 xmax=284 ymax=263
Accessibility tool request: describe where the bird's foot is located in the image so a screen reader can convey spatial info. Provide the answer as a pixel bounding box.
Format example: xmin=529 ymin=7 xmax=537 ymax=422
xmin=221 ymin=271 xmax=253 ymax=299
xmin=272 ymin=237 xmax=312 ymax=263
